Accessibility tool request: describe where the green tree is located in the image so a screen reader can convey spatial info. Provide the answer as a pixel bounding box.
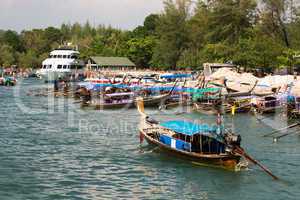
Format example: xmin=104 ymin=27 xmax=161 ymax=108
xmin=249 ymin=34 xmax=284 ymax=69
xmin=17 ymin=50 xmax=39 ymax=68
xmin=199 ymin=43 xmax=234 ymax=64
xmin=152 ymin=0 xmax=192 ymax=68
xmin=21 ymin=29 xmax=47 ymax=54
xmin=0 ymin=45 xmax=15 ymax=67
xmin=44 ymin=27 xmax=62 ymax=44
xmin=259 ymin=0 xmax=292 ymax=47
xmin=2 ymin=30 xmax=23 ymax=51
xmin=206 ymin=0 xmax=257 ymax=44
xmin=143 ymin=14 xmax=159 ymax=35
xmin=125 ymin=36 xmax=156 ymax=67
xmin=60 ymin=23 xmax=71 ymax=41
xmin=276 ymin=49 xmax=300 ymax=72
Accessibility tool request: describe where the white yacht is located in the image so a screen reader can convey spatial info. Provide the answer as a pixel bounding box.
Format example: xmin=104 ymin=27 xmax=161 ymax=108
xmin=38 ymin=46 xmax=85 ymax=82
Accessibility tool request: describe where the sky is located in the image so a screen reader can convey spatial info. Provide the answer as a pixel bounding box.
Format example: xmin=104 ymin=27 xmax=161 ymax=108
xmin=0 ymin=0 xmax=164 ymax=32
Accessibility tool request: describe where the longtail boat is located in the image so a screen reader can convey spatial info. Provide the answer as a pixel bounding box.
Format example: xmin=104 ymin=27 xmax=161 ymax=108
xmin=252 ymin=95 xmax=281 ymax=114
xmin=85 ymin=91 xmax=173 ymax=109
xmin=136 ymin=98 xmax=244 ymax=170
xmin=223 ymin=96 xmax=253 ymax=114
xmin=91 ymin=92 xmax=135 ymax=109
xmin=193 ymin=102 xmax=221 ymax=115
xmin=287 ymin=96 xmax=300 ymax=118
xmin=224 ymin=80 xmax=258 ymax=98
xmin=139 ymin=93 xmax=171 ymax=107
xmin=192 ymin=87 xmax=222 ymax=115
xmin=135 ymin=79 xmax=178 ymax=107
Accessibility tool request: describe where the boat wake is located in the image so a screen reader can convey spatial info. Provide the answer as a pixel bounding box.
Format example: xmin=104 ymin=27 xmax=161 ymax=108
xmin=235 ymin=159 xmax=249 ymax=172
xmin=138 ymin=146 xmax=160 ymax=154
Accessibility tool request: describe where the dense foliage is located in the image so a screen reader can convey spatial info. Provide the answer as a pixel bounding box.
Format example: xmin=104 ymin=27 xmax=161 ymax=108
xmin=0 ymin=0 xmax=300 ymax=70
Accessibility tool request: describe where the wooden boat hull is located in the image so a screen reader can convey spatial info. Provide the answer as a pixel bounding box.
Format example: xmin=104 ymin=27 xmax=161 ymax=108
xmin=224 ymin=104 xmax=252 ymax=114
xmin=163 ymin=100 xmax=192 ymax=109
xmin=94 ymin=102 xmax=135 ymax=109
xmin=140 ymin=130 xmax=241 ymax=170
xmin=135 ymin=94 xmax=170 ymax=107
xmin=82 ymin=100 xmax=135 ymax=109
xmin=255 ymin=106 xmax=282 ymax=114
xmin=287 ymin=103 xmax=300 ymax=118
xmin=193 ymin=103 xmax=221 ymax=115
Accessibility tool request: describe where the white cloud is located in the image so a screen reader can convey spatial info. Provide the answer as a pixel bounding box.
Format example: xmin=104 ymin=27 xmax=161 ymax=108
xmin=0 ymin=0 xmax=164 ymax=31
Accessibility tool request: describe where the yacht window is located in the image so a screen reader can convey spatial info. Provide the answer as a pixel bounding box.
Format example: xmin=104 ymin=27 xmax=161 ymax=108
xmin=67 ymin=55 xmax=71 ymax=58
xmin=71 ymin=55 xmax=77 ymax=59
xmin=47 ymin=65 xmax=52 ymax=69
xmin=58 ymin=55 xmax=62 ymax=58
xmin=57 ymin=65 xmax=62 ymax=69
xmin=63 ymin=65 xmax=67 ymax=69
xmin=67 ymin=65 xmax=70 ymax=69
xmin=53 ymin=55 xmax=57 ymax=58
xmin=63 ymin=55 xmax=67 ymax=58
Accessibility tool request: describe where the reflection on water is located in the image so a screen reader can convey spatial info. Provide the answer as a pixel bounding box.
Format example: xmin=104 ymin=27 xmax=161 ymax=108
xmin=0 ymin=79 xmax=299 ymax=199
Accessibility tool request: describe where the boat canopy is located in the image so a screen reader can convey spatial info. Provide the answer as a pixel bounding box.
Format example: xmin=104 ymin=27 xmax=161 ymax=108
xmin=78 ymin=82 xmax=221 ymax=94
xmin=160 ymin=120 xmax=218 ymax=136
xmin=105 ymin=92 xmax=134 ymax=97
xmin=160 ymin=74 xmax=192 ymax=79
xmin=192 ymin=87 xmax=221 ymax=101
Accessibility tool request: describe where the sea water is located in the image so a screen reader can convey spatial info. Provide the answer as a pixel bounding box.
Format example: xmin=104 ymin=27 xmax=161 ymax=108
xmin=0 ymin=79 xmax=299 ymax=200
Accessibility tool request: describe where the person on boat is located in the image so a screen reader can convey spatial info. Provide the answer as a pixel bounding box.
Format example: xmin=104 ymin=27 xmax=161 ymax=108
xmin=74 ymin=86 xmax=82 ymax=99
xmin=0 ymin=77 xmax=4 ymax=86
xmin=216 ymin=112 xmax=224 ymax=135
xmin=59 ymin=78 xmax=66 ymax=90
xmin=82 ymin=89 xmax=91 ymax=103
xmin=63 ymin=81 xmax=69 ymax=94
xmin=54 ymin=79 xmax=59 ymax=92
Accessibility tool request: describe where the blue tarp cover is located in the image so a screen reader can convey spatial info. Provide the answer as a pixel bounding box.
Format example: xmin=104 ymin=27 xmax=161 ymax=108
xmin=159 ymin=135 xmax=191 ymax=151
xmin=160 ymin=120 xmax=217 ymax=136
xmin=160 ymin=74 xmax=192 ymax=79
xmin=105 ymin=92 xmax=134 ymax=97
xmin=78 ymin=82 xmax=221 ymax=95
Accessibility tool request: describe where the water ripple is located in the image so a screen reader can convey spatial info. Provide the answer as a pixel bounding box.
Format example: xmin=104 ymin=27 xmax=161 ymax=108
xmin=0 ymin=79 xmax=300 ymax=199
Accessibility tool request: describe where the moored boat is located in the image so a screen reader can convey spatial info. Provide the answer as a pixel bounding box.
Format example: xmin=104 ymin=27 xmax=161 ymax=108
xmin=38 ymin=45 xmax=85 ymax=82
xmin=137 ymin=98 xmax=244 ymax=170
xmin=287 ymin=95 xmax=300 ymax=118
xmin=252 ymin=95 xmax=281 ymax=114
xmin=0 ymin=77 xmax=17 ymax=86
xmin=139 ymin=93 xmax=171 ymax=107
xmin=192 ymin=87 xmax=222 ymax=115
xmin=223 ymin=96 xmax=253 ymax=114
xmin=89 ymin=92 xmax=135 ymax=109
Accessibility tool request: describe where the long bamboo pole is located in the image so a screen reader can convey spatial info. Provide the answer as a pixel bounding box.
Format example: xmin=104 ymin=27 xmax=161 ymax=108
xmin=234 ymin=146 xmax=279 ymax=180
xmin=262 ymin=123 xmax=300 ymax=137
xmin=273 ymin=131 xmax=300 ymax=142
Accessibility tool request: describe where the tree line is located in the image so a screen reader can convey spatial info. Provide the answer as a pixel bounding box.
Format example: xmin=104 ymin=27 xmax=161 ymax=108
xmin=0 ymin=0 xmax=300 ymax=71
